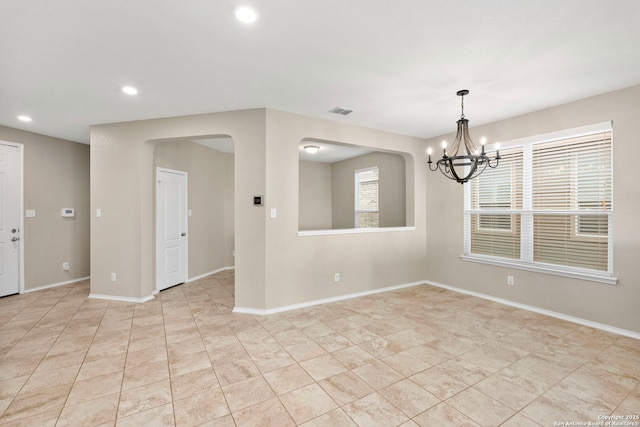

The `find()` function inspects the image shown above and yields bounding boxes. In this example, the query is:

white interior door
[0,143,22,297]
[156,168,188,291]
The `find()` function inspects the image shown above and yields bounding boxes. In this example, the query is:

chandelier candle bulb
[427,147,433,163]
[480,137,486,155]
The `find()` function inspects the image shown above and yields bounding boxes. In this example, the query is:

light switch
[26,209,36,218]
[96,209,102,218]
[270,208,277,218]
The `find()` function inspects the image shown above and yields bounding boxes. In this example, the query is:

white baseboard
[425,279,640,340]
[187,266,234,283]
[89,293,155,303]
[233,280,424,315]
[24,276,90,294]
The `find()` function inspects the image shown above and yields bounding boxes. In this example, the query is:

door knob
[181,232,187,237]
[11,237,20,242]
[11,228,18,233]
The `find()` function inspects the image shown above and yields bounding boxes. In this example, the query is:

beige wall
[91,109,266,305]
[425,84,640,333]
[298,160,332,230]
[154,140,234,278]
[331,152,407,229]
[265,109,425,309]
[0,125,90,290]
[90,108,426,310]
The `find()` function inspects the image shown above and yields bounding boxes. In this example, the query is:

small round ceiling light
[17,115,32,122]
[122,86,138,95]
[304,145,320,154]
[235,6,257,23]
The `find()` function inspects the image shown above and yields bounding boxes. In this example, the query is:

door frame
[0,140,25,294]
[155,167,188,293]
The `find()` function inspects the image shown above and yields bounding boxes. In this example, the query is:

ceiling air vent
[328,107,353,116]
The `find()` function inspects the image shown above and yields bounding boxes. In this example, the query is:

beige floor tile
[170,367,221,401]
[213,356,260,386]
[379,378,440,418]
[56,393,119,427]
[125,346,167,369]
[117,378,173,418]
[20,364,81,394]
[173,389,229,426]
[221,375,275,412]
[383,350,431,377]
[413,402,481,427]
[343,392,408,427]
[263,363,315,395]
[446,387,515,426]
[331,345,376,369]
[231,397,295,427]
[122,359,169,390]
[285,340,327,362]
[0,375,29,400]
[299,354,347,381]
[115,403,175,427]
[0,384,71,424]
[352,359,403,390]
[76,354,125,381]
[318,371,373,405]
[279,383,338,424]
[168,350,212,377]
[66,371,123,406]
[1,271,639,427]
[299,408,357,427]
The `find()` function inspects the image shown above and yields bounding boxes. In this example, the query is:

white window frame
[462,122,616,285]
[354,166,379,228]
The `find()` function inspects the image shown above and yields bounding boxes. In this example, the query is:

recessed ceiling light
[122,86,138,95]
[304,145,320,154]
[17,115,32,122]
[235,6,257,23]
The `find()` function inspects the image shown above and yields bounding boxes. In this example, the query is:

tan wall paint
[331,152,406,229]
[265,109,425,309]
[154,140,234,279]
[425,84,640,333]
[0,125,90,290]
[298,160,332,230]
[90,109,266,306]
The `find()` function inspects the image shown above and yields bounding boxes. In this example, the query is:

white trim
[89,293,155,303]
[496,121,612,150]
[24,276,90,293]
[298,226,415,237]
[460,254,617,285]
[187,266,234,283]
[425,279,639,340]
[233,280,425,315]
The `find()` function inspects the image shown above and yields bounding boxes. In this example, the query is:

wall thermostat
[62,208,75,217]
[253,195,263,206]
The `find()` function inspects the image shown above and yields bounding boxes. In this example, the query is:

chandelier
[428,90,500,184]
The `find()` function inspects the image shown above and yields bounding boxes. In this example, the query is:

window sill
[298,226,415,237]
[460,254,617,285]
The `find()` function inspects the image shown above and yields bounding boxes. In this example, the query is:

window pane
[355,167,379,228]
[358,212,379,228]
[470,213,521,259]
[533,214,608,271]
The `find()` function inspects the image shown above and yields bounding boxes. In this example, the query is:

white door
[0,143,22,297]
[156,168,188,291]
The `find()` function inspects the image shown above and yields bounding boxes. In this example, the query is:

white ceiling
[2,1,640,144]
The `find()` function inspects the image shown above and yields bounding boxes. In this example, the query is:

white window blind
[464,122,614,283]
[355,166,379,228]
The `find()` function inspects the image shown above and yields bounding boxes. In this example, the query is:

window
[355,166,379,228]
[464,122,614,284]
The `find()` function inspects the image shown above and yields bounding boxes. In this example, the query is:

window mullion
[521,144,533,263]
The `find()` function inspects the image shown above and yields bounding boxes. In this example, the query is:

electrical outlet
[334,273,340,282]
[507,275,514,285]
[62,262,70,271]
[111,272,117,282]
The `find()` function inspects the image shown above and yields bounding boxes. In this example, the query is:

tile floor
[1,270,639,426]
